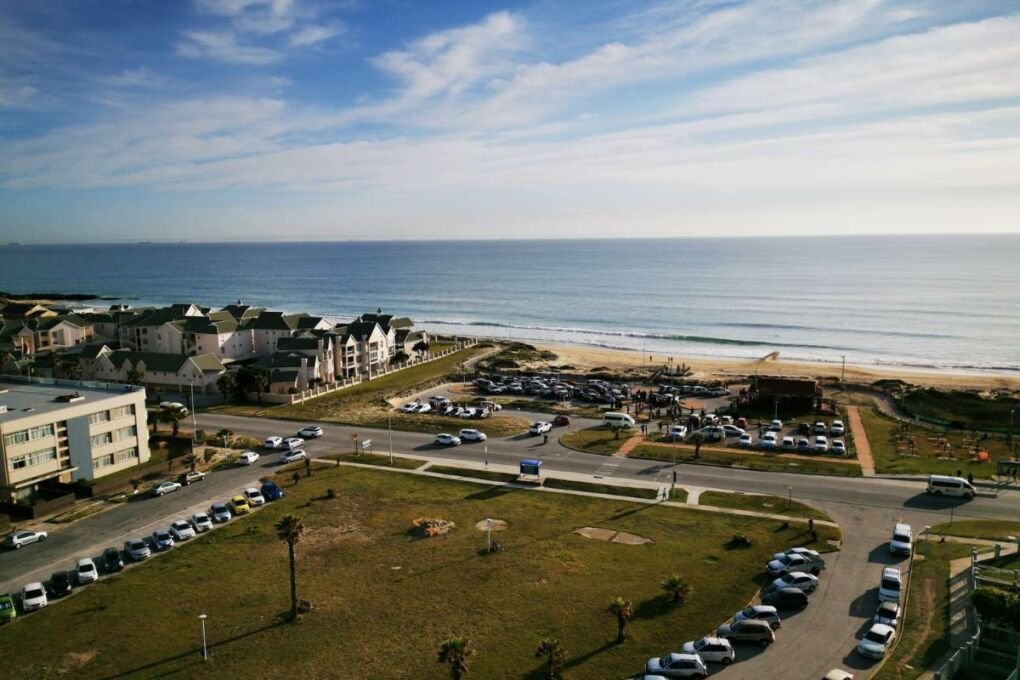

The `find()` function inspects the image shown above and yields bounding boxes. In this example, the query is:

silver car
[125,538,151,561]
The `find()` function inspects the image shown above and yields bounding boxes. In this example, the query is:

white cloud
[104,67,169,89]
[177,30,281,64]
[0,82,37,108]
[288,23,344,47]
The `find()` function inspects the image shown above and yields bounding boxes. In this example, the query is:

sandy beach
[531,341,1020,392]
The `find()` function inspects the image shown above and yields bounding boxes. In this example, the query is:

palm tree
[183,453,199,472]
[437,637,473,680]
[275,514,305,620]
[661,574,692,604]
[534,638,566,679]
[609,597,633,643]
[691,432,705,459]
[161,405,188,437]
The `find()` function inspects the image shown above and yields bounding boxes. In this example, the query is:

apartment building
[0,379,150,502]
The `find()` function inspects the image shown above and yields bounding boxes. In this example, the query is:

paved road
[2,411,1016,679]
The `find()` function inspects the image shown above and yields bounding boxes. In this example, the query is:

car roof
[231,495,246,501]
[23,581,44,589]
[869,623,894,635]
[749,604,777,613]
[882,567,901,577]
[77,557,94,564]
[699,636,729,645]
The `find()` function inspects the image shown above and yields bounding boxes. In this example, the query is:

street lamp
[388,413,393,465]
[671,433,677,499]
[188,379,198,442]
[199,613,208,661]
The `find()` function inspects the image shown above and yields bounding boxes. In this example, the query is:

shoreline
[526,341,1020,392]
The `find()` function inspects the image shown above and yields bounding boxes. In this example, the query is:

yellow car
[229,495,251,515]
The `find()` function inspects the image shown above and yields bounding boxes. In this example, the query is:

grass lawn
[559,427,628,455]
[629,444,863,477]
[928,520,1020,541]
[207,347,529,438]
[897,389,1020,432]
[322,453,424,470]
[0,467,839,680]
[698,491,831,522]
[541,478,665,501]
[494,398,606,419]
[860,407,1009,479]
[426,465,519,483]
[875,541,975,680]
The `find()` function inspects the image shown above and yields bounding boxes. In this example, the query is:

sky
[1,0,1019,243]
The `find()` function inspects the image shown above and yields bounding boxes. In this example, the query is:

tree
[56,357,82,380]
[183,453,199,472]
[125,367,145,386]
[661,574,692,604]
[216,428,233,446]
[534,638,566,679]
[160,405,188,437]
[437,637,473,680]
[413,340,430,358]
[609,597,633,643]
[275,514,305,621]
[691,432,704,459]
[238,367,270,404]
[216,373,237,404]
[390,350,409,366]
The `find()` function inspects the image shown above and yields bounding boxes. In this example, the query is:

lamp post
[199,613,208,661]
[787,486,793,510]
[388,413,393,465]
[671,434,677,499]
[188,379,198,442]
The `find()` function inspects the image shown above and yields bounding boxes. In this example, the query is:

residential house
[251,311,330,356]
[182,316,256,363]
[333,320,389,379]
[0,302,56,320]
[257,352,319,394]
[0,320,36,356]
[31,314,94,351]
[118,306,201,354]
[93,350,225,392]
[277,335,335,384]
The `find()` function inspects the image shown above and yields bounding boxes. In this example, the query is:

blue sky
[1,0,1019,242]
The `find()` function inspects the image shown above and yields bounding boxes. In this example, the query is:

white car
[169,520,196,541]
[681,637,735,664]
[879,567,903,602]
[644,653,709,678]
[283,437,305,450]
[858,623,896,659]
[298,425,323,438]
[772,546,824,563]
[874,601,901,627]
[279,449,307,464]
[3,530,48,549]
[21,582,48,611]
[76,558,99,584]
[824,671,854,680]
[832,440,847,455]
[159,401,188,415]
[813,435,829,452]
[759,432,778,449]
[238,451,260,465]
[721,424,745,437]
[458,429,487,442]
[769,419,783,431]
[434,433,462,447]
[766,553,822,577]
[263,436,283,449]
[399,402,418,413]
[151,481,182,497]
[529,422,553,435]
[192,512,214,532]
[243,488,266,506]
[667,425,688,441]
[769,571,819,593]
[831,420,845,436]
[414,402,432,413]
[781,436,795,449]
[737,433,754,448]
[734,604,782,630]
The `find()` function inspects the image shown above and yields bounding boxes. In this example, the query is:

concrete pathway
[846,405,877,476]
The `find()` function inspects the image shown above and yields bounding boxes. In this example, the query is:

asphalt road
[3,410,1016,679]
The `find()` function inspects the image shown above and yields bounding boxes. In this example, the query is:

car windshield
[0,600,12,609]
[781,574,796,583]
[741,607,756,617]
[156,532,169,540]
[693,639,707,650]
[26,588,43,598]
[893,533,910,542]
[865,630,888,644]
[882,578,901,591]
[79,564,91,572]
[879,603,896,614]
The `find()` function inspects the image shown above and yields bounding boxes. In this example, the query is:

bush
[973,587,1020,629]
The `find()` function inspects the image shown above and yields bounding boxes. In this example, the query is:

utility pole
[841,355,846,385]
[388,413,393,465]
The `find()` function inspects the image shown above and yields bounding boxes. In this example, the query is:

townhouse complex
[1,299,429,396]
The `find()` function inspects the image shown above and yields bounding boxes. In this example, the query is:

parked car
[230,495,251,515]
[766,553,822,577]
[261,481,285,501]
[298,425,323,438]
[889,522,913,557]
[769,419,783,431]
[152,529,175,551]
[878,567,903,602]
[772,547,824,562]
[434,433,462,447]
[284,437,305,450]
[874,600,901,627]
[832,440,847,455]
[733,604,782,630]
[813,435,829,452]
[3,530,48,549]
[769,571,819,593]
[400,402,418,413]
[781,436,796,450]
[760,432,779,449]
[151,481,182,497]
[263,436,283,449]
[459,429,487,442]
[414,402,432,413]
[823,670,854,680]
[721,424,745,437]
[210,502,232,523]
[644,653,709,678]
[716,618,775,647]
[76,558,99,584]
[243,487,267,506]
[737,433,754,448]
[681,637,735,664]
[813,421,828,434]
[529,421,553,435]
[238,450,260,465]
[125,538,151,561]
[21,582,48,611]
[830,420,845,436]
[102,547,124,573]
[761,586,809,609]
[279,449,307,464]
[797,437,811,451]
[553,415,571,427]
[857,623,896,659]
[170,519,196,541]
[667,425,688,441]
[0,593,16,623]
[47,571,73,598]
[192,512,214,533]
[178,470,206,485]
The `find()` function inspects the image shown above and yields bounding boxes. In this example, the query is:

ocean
[1,235,1018,374]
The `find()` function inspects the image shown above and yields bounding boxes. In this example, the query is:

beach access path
[846,405,877,476]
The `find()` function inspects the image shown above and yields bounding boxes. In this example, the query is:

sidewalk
[845,405,876,476]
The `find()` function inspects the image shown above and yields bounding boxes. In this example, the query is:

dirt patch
[303,522,372,551]
[574,526,654,545]
[886,575,937,676]
[60,650,98,673]
[475,518,508,532]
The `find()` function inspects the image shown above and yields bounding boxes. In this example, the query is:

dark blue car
[261,481,285,501]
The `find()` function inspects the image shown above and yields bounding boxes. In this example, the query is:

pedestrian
[967,472,974,485]
[956,468,962,478]
[543,433,548,445]
[292,471,300,486]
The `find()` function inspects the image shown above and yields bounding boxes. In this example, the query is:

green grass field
[559,427,628,455]
[629,444,863,477]
[0,467,840,679]
[698,491,831,522]
[860,408,1009,478]
[875,542,974,680]
[897,389,1020,432]
[541,478,665,501]
[928,520,1020,541]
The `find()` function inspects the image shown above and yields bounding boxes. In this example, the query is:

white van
[926,475,976,498]
[889,523,912,556]
[603,412,636,429]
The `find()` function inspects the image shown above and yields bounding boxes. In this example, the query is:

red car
[553,415,571,427]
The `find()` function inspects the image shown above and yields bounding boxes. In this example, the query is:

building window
[10,447,57,470]
[93,454,115,470]
[90,432,113,447]
[114,447,138,464]
[88,411,110,425]
[114,425,136,441]
[110,405,134,419]
[3,424,55,447]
